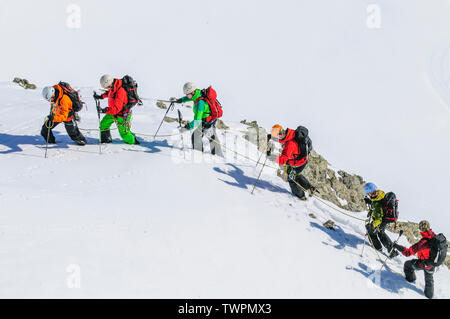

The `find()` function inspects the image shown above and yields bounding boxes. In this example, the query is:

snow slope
[0,83,449,298]
[0,0,449,233]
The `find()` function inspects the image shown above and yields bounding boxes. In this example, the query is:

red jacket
[276,128,308,167]
[401,230,436,270]
[101,79,128,116]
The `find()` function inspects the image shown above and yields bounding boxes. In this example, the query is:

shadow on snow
[213,163,291,195]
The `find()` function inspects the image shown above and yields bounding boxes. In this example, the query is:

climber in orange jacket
[40,85,87,146]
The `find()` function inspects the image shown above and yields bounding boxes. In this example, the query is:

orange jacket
[51,85,74,123]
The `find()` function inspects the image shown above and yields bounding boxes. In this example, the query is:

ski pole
[94,96,102,155]
[44,103,54,159]
[360,232,368,257]
[177,109,186,160]
[251,156,268,195]
[255,151,264,167]
[379,230,403,271]
[157,99,182,104]
[154,102,174,139]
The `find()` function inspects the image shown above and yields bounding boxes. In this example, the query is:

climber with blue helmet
[363,182,399,259]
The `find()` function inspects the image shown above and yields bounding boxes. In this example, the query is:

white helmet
[42,86,55,101]
[183,82,197,95]
[100,74,114,89]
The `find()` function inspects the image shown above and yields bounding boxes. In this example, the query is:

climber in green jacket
[176,82,223,157]
[363,182,398,258]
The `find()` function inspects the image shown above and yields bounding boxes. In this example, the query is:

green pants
[100,113,136,144]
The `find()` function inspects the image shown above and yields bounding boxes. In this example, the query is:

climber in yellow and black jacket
[363,182,398,258]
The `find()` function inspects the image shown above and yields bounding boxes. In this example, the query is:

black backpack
[58,81,84,112]
[294,126,313,159]
[382,192,399,223]
[427,233,448,267]
[121,75,142,112]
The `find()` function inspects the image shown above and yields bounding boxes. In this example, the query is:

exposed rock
[309,213,317,219]
[302,151,367,212]
[275,150,366,212]
[163,116,178,123]
[240,119,259,128]
[241,119,268,153]
[216,119,229,130]
[323,220,336,230]
[156,101,167,109]
[13,77,36,90]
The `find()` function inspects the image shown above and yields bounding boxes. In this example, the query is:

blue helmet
[364,182,377,194]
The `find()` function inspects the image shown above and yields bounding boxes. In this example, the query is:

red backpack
[196,86,223,122]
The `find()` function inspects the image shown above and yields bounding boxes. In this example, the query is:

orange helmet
[271,124,283,138]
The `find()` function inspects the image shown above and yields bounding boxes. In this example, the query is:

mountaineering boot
[307,185,318,197]
[100,130,112,143]
[75,138,87,146]
[41,126,56,143]
[133,135,140,145]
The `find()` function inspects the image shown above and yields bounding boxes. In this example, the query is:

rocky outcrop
[13,78,36,89]
[276,150,367,212]
[216,119,229,130]
[241,120,268,153]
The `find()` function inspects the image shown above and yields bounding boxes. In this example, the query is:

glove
[100,107,108,114]
[288,169,297,181]
[266,143,272,156]
[47,114,54,123]
[171,97,183,103]
[93,92,103,100]
[393,243,405,252]
[184,123,190,130]
[364,197,372,205]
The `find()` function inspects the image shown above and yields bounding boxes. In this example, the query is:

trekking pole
[360,232,368,257]
[157,99,182,104]
[153,102,174,139]
[44,103,55,159]
[94,95,102,155]
[177,109,186,160]
[379,230,403,271]
[255,151,264,167]
[251,156,268,195]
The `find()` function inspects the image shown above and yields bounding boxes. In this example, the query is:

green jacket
[180,89,211,129]
[368,190,386,228]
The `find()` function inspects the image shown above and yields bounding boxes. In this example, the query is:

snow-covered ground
[1,0,449,298]
[0,83,449,298]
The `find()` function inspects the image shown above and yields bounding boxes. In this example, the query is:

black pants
[287,163,311,199]
[404,259,434,299]
[41,119,87,145]
[191,121,223,157]
[366,222,394,252]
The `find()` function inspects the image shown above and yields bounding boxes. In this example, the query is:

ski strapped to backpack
[426,233,448,267]
[57,81,84,113]
[382,192,399,223]
[120,75,143,113]
[293,126,313,160]
[196,86,223,123]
